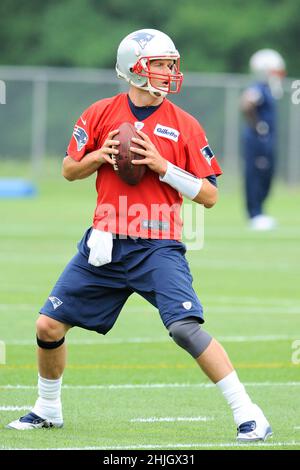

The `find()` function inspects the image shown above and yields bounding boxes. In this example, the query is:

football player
[241,49,286,230]
[7,29,271,441]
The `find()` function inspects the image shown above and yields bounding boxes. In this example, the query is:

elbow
[193,186,218,208]
[62,158,76,181]
[62,168,75,181]
[204,201,216,209]
[204,188,218,208]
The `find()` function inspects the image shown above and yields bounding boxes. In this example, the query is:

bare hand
[130,129,167,176]
[99,129,120,166]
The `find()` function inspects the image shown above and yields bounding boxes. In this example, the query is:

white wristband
[159,161,203,200]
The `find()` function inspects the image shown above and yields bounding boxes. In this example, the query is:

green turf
[0,171,300,450]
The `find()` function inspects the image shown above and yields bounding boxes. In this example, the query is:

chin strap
[147,79,168,98]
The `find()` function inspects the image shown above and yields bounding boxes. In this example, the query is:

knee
[36,315,66,342]
[168,317,212,358]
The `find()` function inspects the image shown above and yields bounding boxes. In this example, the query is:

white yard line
[2,223,300,236]
[1,302,300,312]
[0,406,31,411]
[217,334,300,342]
[1,251,300,268]
[0,441,300,450]
[204,295,300,306]
[208,306,300,314]
[0,255,70,264]
[0,304,36,310]
[0,285,42,293]
[1,304,300,316]
[4,334,300,346]
[130,416,213,422]
[0,295,298,306]
[204,226,300,236]
[4,337,168,346]
[0,295,298,307]
[191,260,298,272]
[1,381,300,390]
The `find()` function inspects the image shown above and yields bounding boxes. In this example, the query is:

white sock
[216,370,255,426]
[32,375,63,421]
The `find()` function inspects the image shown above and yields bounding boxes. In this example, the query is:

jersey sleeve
[66,105,98,161]
[184,128,222,178]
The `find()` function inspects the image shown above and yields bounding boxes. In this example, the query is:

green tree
[0,0,299,75]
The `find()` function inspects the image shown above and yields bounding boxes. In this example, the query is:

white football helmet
[116,29,183,97]
[249,49,286,98]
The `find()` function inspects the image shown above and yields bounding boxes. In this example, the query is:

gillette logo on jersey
[154,124,180,142]
[66,93,222,240]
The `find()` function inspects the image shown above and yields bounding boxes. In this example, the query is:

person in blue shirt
[241,49,286,230]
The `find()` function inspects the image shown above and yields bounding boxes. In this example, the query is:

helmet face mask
[132,57,183,95]
[116,29,184,97]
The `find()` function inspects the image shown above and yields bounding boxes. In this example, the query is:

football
[112,122,146,185]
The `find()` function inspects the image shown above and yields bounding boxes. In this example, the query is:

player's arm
[240,88,262,129]
[158,162,218,208]
[193,178,218,208]
[63,150,104,181]
[63,130,119,181]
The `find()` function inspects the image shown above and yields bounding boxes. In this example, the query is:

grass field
[0,171,300,450]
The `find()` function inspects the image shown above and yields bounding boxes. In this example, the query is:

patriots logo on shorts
[73,125,88,151]
[131,32,154,49]
[200,145,214,166]
[49,296,63,310]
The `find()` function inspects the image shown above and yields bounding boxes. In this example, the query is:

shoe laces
[19,412,45,424]
[238,420,256,433]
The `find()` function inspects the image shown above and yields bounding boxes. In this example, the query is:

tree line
[0,0,299,76]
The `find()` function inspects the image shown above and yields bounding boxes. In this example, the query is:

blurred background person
[240,49,286,231]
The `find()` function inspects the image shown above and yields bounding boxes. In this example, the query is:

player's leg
[168,318,272,442]
[133,240,272,441]
[6,232,132,430]
[31,315,70,426]
[245,150,262,219]
[36,314,70,379]
[6,315,70,430]
[258,146,275,209]
[250,151,276,230]
[167,318,233,381]
[246,140,276,230]
[193,336,234,382]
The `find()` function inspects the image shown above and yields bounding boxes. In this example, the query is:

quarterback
[7,29,271,441]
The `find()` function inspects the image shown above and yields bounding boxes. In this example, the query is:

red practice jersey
[67,93,222,240]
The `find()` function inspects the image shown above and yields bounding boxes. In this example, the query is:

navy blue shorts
[40,228,204,334]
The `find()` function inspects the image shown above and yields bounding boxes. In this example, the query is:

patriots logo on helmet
[200,145,214,166]
[131,32,154,49]
[73,125,88,151]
